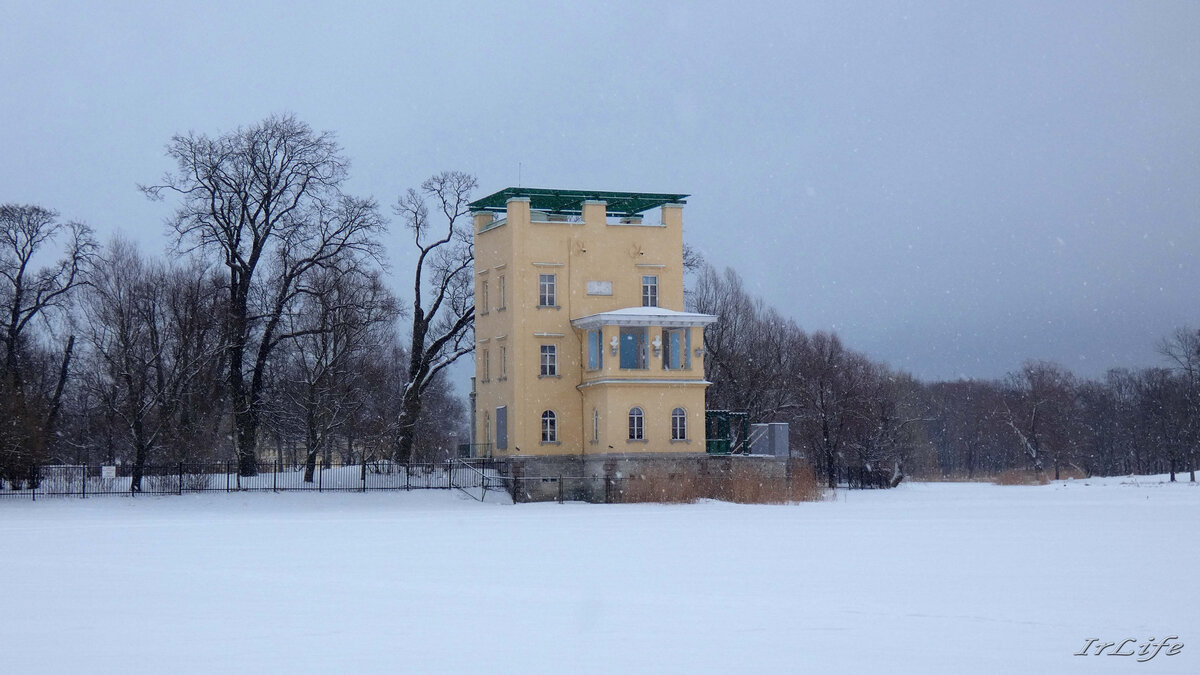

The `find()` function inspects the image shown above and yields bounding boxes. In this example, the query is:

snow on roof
[571,306,718,329]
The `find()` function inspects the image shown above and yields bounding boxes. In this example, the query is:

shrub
[993,469,1049,486]
[620,461,824,504]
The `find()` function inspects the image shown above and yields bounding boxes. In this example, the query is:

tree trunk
[130,441,148,494]
[234,404,259,477]
[395,387,423,463]
[304,448,318,483]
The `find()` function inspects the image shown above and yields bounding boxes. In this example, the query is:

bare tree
[278,264,399,481]
[0,204,96,484]
[0,204,95,386]
[1158,327,1199,482]
[391,171,476,462]
[143,114,383,475]
[692,265,803,420]
[81,239,226,490]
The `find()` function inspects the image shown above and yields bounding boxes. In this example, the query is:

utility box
[750,423,789,457]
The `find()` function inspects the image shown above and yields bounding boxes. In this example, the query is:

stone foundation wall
[502,453,802,503]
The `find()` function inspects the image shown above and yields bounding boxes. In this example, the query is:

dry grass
[620,461,825,504]
[1056,466,1088,480]
[907,472,991,483]
[993,469,1049,486]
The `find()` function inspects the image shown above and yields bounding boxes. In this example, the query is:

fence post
[81,465,86,499]
[405,464,410,491]
[32,470,36,501]
[318,460,323,492]
[558,474,564,504]
[361,458,367,493]
[226,461,231,492]
[178,462,184,495]
[273,459,278,493]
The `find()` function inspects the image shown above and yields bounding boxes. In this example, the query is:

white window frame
[642,275,658,307]
[498,275,506,310]
[539,273,556,307]
[541,410,557,443]
[481,280,489,315]
[671,407,687,441]
[540,344,557,377]
[628,407,644,441]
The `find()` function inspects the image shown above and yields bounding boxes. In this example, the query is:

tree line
[1,114,473,491]
[692,265,1199,486]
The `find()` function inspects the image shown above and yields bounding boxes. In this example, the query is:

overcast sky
[3,0,1197,382]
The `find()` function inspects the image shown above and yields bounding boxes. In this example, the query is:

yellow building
[470,188,716,457]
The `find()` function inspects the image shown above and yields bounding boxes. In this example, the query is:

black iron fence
[0,459,508,500]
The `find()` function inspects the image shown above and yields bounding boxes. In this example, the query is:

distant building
[469,188,716,457]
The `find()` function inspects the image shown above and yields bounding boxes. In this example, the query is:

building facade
[470,188,715,457]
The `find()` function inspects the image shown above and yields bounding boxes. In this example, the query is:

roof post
[506,196,530,227]
[661,203,684,228]
[582,200,606,227]
[472,211,494,233]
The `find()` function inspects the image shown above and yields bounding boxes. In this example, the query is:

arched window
[541,410,557,443]
[671,407,687,441]
[628,407,644,441]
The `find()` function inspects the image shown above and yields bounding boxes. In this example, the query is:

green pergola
[468,187,688,217]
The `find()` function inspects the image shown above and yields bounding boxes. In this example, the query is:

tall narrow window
[662,328,691,370]
[642,275,658,307]
[619,327,648,369]
[628,407,644,441]
[481,280,489,314]
[592,409,600,443]
[496,406,507,450]
[482,349,490,381]
[484,412,491,445]
[499,346,507,379]
[671,407,687,440]
[541,410,557,443]
[587,329,603,370]
[498,275,506,310]
[540,344,557,376]
[539,273,556,307]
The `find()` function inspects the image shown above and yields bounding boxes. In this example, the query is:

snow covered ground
[1,476,1196,673]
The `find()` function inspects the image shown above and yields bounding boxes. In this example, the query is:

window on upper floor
[539,273,556,307]
[662,328,691,370]
[540,344,557,377]
[482,349,490,381]
[499,346,507,379]
[498,275,506,310]
[642,275,658,307]
[587,329,603,370]
[619,327,648,369]
[481,280,489,315]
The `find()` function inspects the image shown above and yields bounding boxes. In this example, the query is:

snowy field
[1,477,1196,674]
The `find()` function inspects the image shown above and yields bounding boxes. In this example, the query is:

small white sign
[587,281,613,296]
[101,466,117,479]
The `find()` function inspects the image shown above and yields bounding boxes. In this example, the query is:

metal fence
[0,459,508,500]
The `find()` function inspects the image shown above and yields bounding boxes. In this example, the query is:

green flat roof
[468,187,688,216]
